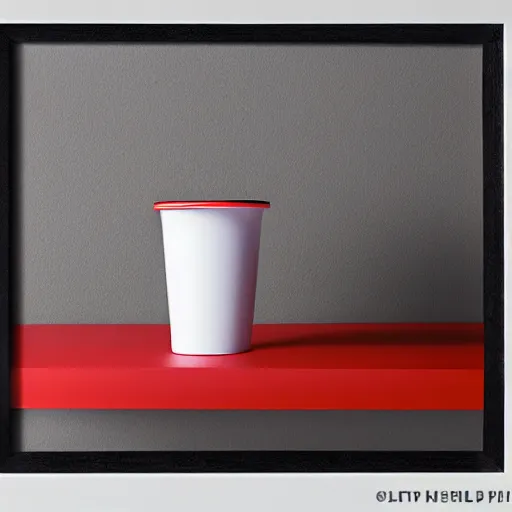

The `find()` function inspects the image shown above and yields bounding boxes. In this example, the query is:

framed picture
[0,23,503,473]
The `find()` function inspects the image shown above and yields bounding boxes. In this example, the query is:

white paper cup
[154,200,270,355]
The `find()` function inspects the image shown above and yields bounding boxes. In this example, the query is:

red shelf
[12,323,483,410]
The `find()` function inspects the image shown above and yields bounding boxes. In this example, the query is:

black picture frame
[0,23,504,473]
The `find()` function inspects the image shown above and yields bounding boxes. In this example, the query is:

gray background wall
[17,44,483,451]
[19,44,483,324]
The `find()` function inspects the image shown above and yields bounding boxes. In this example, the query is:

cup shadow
[251,328,482,352]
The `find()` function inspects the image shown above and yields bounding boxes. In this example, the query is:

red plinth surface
[12,323,483,410]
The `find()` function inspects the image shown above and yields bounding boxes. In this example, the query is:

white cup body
[159,207,265,355]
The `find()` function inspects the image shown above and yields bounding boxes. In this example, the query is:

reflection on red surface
[12,323,483,410]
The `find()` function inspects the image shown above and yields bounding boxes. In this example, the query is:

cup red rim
[153,200,271,210]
